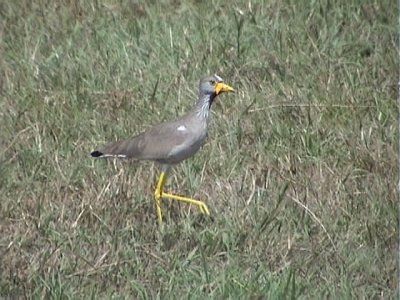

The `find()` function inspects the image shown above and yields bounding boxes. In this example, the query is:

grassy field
[0,0,398,298]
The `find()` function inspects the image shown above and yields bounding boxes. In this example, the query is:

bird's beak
[215,82,235,95]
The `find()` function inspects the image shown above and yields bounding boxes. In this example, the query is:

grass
[0,0,398,298]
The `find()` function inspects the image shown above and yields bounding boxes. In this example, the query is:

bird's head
[199,75,234,98]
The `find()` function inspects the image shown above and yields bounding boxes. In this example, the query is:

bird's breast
[166,124,207,164]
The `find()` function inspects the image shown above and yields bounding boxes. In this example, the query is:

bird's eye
[210,80,216,85]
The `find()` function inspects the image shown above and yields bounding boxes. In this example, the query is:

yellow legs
[154,171,210,223]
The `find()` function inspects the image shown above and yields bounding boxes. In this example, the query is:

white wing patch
[177,125,187,132]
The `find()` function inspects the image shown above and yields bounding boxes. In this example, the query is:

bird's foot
[197,201,210,215]
[162,192,210,215]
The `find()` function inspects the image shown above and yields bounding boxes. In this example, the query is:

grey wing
[97,121,189,161]
[133,122,190,160]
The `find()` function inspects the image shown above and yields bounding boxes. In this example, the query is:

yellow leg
[154,172,167,224]
[153,171,210,224]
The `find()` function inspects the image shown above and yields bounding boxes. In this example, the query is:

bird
[90,75,234,223]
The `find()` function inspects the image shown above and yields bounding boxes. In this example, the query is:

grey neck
[194,93,215,121]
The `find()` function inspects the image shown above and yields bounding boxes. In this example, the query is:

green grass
[0,0,397,298]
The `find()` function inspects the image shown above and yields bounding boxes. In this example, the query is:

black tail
[91,151,104,157]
